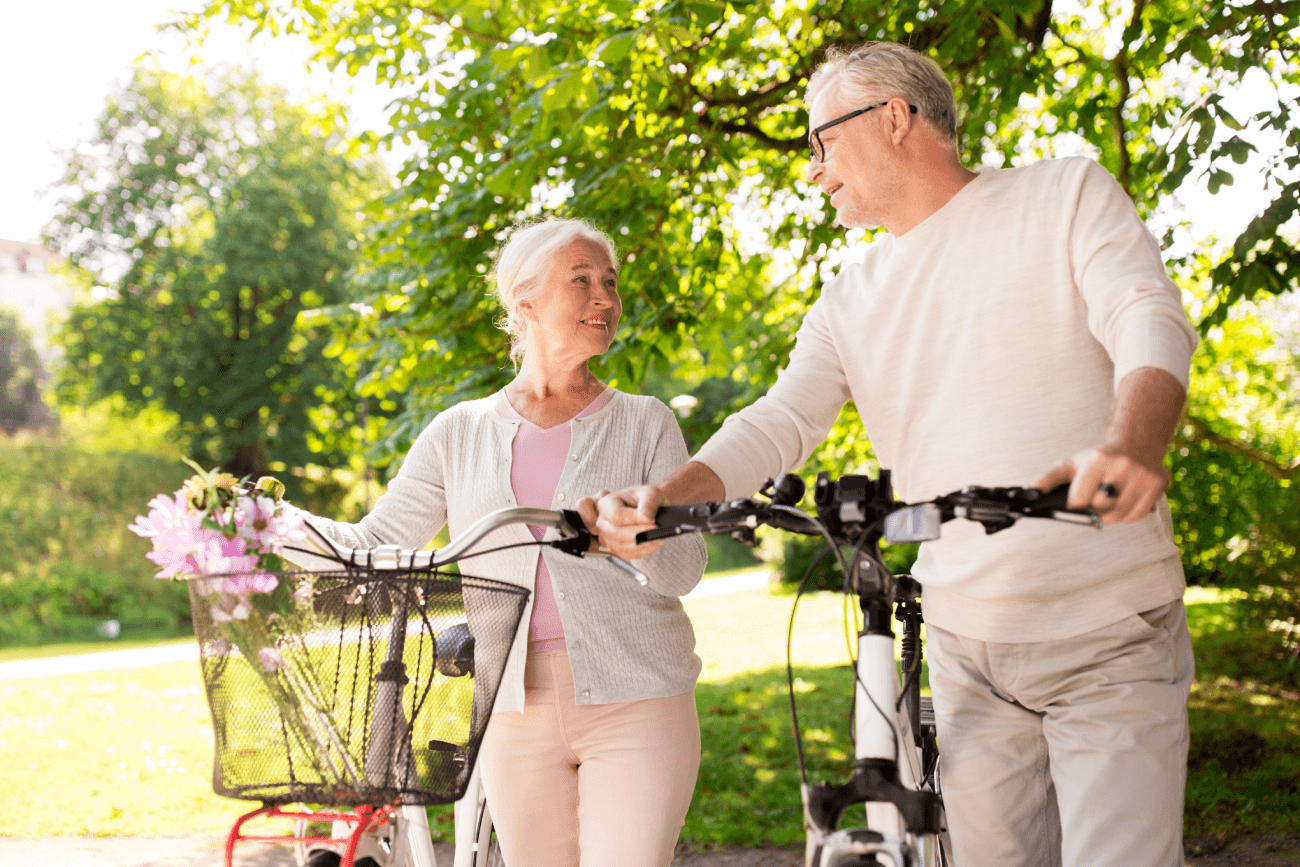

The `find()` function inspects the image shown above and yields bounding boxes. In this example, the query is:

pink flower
[204,637,232,656]
[132,494,227,579]
[128,493,192,539]
[258,647,284,673]
[194,534,260,577]
[234,495,307,556]
[210,593,252,623]
[221,571,279,597]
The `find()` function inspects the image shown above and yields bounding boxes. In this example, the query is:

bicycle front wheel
[472,796,505,867]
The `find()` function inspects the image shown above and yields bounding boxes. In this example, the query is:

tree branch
[694,115,805,153]
[1181,413,1300,480]
[401,2,502,44]
[694,74,805,111]
[1109,0,1144,196]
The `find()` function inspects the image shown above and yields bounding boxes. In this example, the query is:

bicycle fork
[802,595,942,866]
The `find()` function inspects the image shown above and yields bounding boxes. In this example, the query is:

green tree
[47,64,389,479]
[0,307,54,435]
[179,0,1298,439]
[180,1,1298,604]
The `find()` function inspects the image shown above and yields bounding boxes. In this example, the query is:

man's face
[806,89,901,230]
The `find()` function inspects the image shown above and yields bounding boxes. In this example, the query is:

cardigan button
[557,591,565,600]
[557,493,565,501]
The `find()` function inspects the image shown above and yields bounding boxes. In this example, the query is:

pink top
[498,387,616,652]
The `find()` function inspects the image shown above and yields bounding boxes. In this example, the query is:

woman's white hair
[490,218,619,366]
[806,42,958,143]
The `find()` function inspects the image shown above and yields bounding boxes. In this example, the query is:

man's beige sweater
[695,157,1198,643]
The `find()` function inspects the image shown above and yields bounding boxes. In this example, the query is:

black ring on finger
[1099,482,1119,499]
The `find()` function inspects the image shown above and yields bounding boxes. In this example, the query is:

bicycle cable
[777,503,851,787]
[842,522,901,760]
[785,542,833,787]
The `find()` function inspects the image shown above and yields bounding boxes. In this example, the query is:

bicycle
[195,505,645,867]
[636,470,1100,867]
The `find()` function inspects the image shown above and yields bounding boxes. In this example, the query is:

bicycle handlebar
[635,472,1100,547]
[295,506,650,585]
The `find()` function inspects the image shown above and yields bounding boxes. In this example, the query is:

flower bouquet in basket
[129,461,367,793]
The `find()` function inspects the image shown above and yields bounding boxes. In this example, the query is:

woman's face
[519,238,622,361]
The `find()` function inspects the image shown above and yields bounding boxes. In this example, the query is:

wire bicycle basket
[188,567,529,806]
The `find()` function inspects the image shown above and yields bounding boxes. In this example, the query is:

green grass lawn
[1,585,1295,847]
[1182,587,1300,844]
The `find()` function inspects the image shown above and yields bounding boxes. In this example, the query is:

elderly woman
[296,218,707,867]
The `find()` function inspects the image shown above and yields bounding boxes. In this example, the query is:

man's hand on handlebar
[1033,444,1170,526]
[578,486,668,560]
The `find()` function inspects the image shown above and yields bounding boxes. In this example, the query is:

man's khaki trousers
[927,600,1194,867]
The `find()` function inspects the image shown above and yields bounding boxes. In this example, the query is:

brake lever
[1020,483,1101,529]
[552,508,649,586]
[953,484,1100,534]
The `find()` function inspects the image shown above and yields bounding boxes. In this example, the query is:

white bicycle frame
[290,506,644,867]
[797,560,951,867]
[804,624,948,867]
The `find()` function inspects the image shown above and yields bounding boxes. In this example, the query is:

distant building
[0,238,75,366]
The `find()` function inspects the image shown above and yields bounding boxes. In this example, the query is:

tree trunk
[223,440,268,481]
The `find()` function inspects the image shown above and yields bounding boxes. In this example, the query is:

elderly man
[582,41,1197,867]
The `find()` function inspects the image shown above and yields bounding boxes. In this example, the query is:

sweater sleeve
[280,416,450,570]
[634,400,709,597]
[1068,160,1198,390]
[692,298,853,499]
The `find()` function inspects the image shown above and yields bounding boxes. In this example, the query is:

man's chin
[832,210,882,231]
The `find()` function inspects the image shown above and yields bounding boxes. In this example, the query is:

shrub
[0,435,193,645]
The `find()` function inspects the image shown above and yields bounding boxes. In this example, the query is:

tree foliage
[48,65,390,478]
[0,307,54,436]
[182,0,1299,447]
[179,1,1298,603]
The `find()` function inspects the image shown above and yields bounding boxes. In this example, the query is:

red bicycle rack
[225,802,397,867]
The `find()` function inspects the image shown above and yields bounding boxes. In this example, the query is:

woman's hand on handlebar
[582,486,668,560]
[583,462,727,559]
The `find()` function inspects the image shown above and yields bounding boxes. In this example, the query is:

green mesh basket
[188,569,528,805]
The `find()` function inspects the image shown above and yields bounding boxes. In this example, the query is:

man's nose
[806,156,824,183]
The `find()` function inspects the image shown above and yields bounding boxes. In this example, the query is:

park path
[0,570,785,866]
[0,835,805,866]
[7,571,1290,867]
[0,570,772,683]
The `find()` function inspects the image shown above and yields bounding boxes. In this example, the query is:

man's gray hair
[490,218,619,366]
[806,42,958,143]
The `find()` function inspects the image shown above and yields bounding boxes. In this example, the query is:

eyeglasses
[808,101,919,162]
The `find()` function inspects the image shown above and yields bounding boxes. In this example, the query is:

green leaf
[598,31,637,64]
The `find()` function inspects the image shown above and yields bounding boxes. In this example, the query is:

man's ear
[888,97,914,145]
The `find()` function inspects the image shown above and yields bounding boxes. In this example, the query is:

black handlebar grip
[635,526,685,543]
[633,502,720,545]
[1032,482,1072,512]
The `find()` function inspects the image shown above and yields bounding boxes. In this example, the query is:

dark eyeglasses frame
[809,101,919,162]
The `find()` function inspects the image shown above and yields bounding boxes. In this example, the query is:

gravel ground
[1,834,1296,866]
[0,835,805,866]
